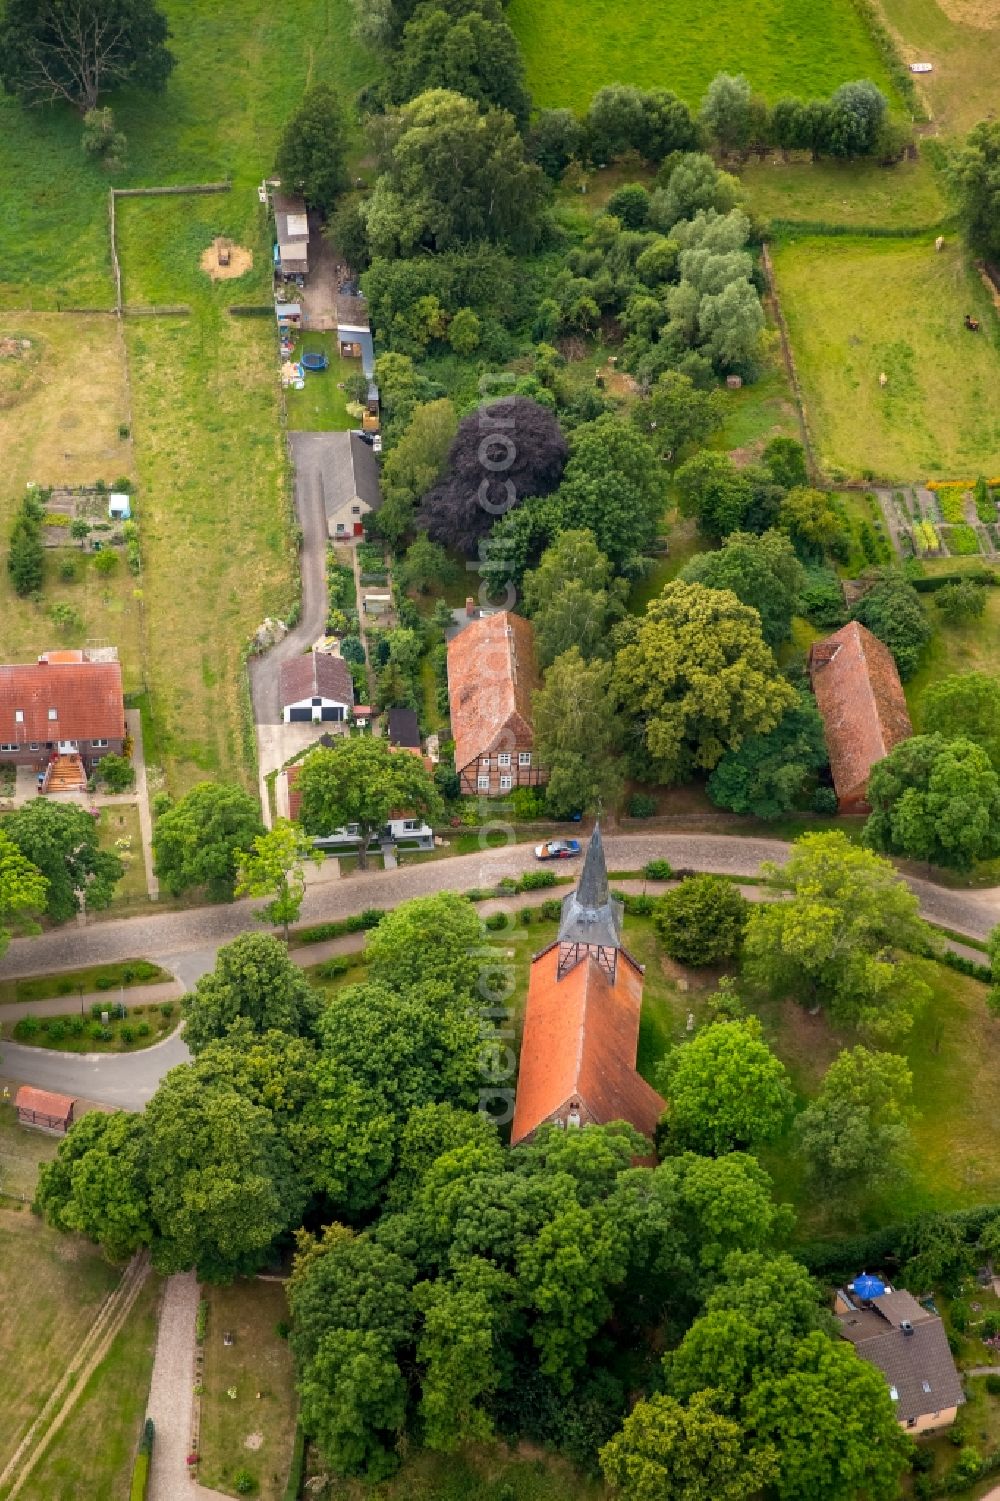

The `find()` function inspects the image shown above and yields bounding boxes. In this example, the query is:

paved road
[1,834,997,1108]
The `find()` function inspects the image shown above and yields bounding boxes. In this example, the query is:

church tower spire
[556,821,623,979]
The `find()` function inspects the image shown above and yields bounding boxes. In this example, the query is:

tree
[614,580,795,784]
[7,507,44,595]
[936,578,987,624]
[675,451,753,540]
[707,690,829,819]
[651,152,741,231]
[181,932,320,1054]
[364,892,484,996]
[796,1046,913,1189]
[152,782,264,900]
[699,71,758,151]
[274,82,348,213]
[951,120,1000,260]
[552,415,667,573]
[654,874,750,967]
[396,534,454,594]
[864,733,1000,869]
[851,570,931,680]
[632,371,724,470]
[364,89,548,256]
[763,436,809,491]
[527,107,583,178]
[235,818,322,938]
[682,529,805,648]
[414,1257,515,1450]
[523,529,628,667]
[0,0,173,112]
[0,827,47,959]
[601,1388,775,1501]
[658,1018,793,1156]
[6,798,122,922]
[922,672,1000,773]
[745,1331,911,1501]
[392,0,530,128]
[778,486,844,559]
[533,649,624,816]
[144,1067,303,1280]
[35,1108,150,1260]
[296,736,441,870]
[742,832,932,1042]
[447,305,480,355]
[95,751,134,792]
[585,84,696,163]
[823,79,888,159]
[420,396,567,555]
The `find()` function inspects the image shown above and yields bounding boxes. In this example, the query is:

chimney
[901,1320,914,1336]
[465,596,476,618]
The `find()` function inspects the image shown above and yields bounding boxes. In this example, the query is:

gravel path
[147,1272,228,1501]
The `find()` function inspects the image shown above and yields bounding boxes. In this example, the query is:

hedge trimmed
[795,1203,1000,1281]
[911,570,999,593]
[130,1451,149,1501]
[283,1426,305,1501]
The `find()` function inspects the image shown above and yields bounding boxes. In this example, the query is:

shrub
[518,906,535,926]
[484,911,508,931]
[950,1298,971,1332]
[121,1024,135,1045]
[67,1014,86,1037]
[137,1020,151,1037]
[626,793,657,818]
[160,1002,175,1018]
[985,1374,1000,1396]
[90,1021,111,1041]
[96,975,114,991]
[519,869,557,891]
[58,557,79,582]
[644,858,673,880]
[512,787,546,819]
[621,892,655,916]
[654,875,749,966]
[93,548,120,575]
[97,753,135,793]
[13,1016,40,1040]
[47,1019,66,1043]
[315,956,351,980]
[812,785,839,814]
[195,1299,208,1344]
[234,1471,257,1496]
[539,898,563,921]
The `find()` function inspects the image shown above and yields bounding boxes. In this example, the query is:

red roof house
[0,651,125,789]
[808,621,913,814]
[14,1085,76,1134]
[447,611,545,797]
[511,825,665,1150]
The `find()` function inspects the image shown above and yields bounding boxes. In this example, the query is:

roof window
[14,710,23,723]
[889,1386,899,1401]
[48,708,57,721]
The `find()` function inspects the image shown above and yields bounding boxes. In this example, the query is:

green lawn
[772,234,1000,480]
[508,0,902,114]
[322,1447,608,1500]
[0,0,378,311]
[116,191,271,310]
[738,155,950,231]
[198,1281,298,1501]
[97,805,150,908]
[905,579,1000,720]
[285,338,361,432]
[0,1100,59,1203]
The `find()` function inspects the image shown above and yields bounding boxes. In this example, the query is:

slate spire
[556,821,623,969]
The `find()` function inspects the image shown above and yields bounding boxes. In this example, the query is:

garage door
[288,707,311,722]
[320,707,343,722]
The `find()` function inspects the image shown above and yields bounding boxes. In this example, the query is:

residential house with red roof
[808,621,913,814]
[511,825,665,1149]
[446,610,546,798]
[0,650,125,793]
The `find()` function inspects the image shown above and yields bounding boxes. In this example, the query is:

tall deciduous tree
[296,736,441,870]
[658,1018,793,1157]
[707,690,829,819]
[632,370,725,469]
[274,82,348,213]
[614,580,795,784]
[363,891,483,996]
[743,832,932,1042]
[921,672,1000,773]
[777,486,844,559]
[392,0,530,128]
[550,415,667,573]
[533,649,624,816]
[181,933,320,1054]
[0,828,47,958]
[0,0,173,112]
[152,782,264,900]
[236,817,322,938]
[865,733,1000,869]
[682,529,805,648]
[6,798,122,922]
[951,120,1000,260]
[850,569,931,680]
[675,451,753,540]
[523,529,628,667]
[699,72,757,151]
[35,1109,150,1261]
[601,1388,775,1501]
[654,874,750,966]
[796,1046,913,1189]
[378,398,457,545]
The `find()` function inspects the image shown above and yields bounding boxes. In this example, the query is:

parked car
[534,839,581,861]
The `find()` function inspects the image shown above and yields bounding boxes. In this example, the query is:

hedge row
[938,948,992,984]
[911,570,999,593]
[292,909,385,944]
[795,1204,1000,1280]
[283,1426,306,1501]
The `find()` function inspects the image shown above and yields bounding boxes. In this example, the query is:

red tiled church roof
[447,611,539,772]
[0,658,124,744]
[808,621,912,807]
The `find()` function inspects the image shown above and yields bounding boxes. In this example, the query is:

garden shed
[14,1085,76,1134]
[108,493,131,521]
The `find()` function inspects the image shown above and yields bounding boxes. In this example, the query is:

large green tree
[950,119,1000,260]
[235,817,322,938]
[851,569,931,680]
[601,1388,774,1501]
[675,451,753,540]
[35,1108,150,1261]
[551,415,667,574]
[363,891,484,996]
[392,0,530,127]
[706,690,828,819]
[742,832,932,1041]
[865,733,1000,869]
[0,0,173,112]
[777,486,845,559]
[533,648,624,816]
[0,827,47,958]
[921,671,1000,772]
[614,580,795,784]
[658,1019,794,1157]
[6,798,122,922]
[296,736,441,870]
[682,529,805,648]
[377,398,458,546]
[152,782,264,900]
[523,529,628,667]
[796,1046,913,1189]
[181,933,320,1055]
[632,370,725,470]
[274,81,348,213]
[654,874,749,966]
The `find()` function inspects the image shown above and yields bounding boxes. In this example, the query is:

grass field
[0,0,378,311]
[98,805,151,909]
[739,154,950,229]
[906,580,1000,717]
[323,1448,608,1500]
[879,0,999,133]
[508,0,902,114]
[285,338,360,431]
[772,234,1000,480]
[198,1281,298,1501]
[0,1100,58,1202]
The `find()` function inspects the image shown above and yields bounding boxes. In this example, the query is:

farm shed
[272,191,310,276]
[15,1086,76,1134]
[808,621,912,814]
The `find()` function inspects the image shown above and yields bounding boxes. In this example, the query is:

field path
[0,1251,151,1500]
[146,1272,228,1501]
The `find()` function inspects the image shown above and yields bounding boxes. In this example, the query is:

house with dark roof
[320,431,382,539]
[279,653,354,725]
[446,610,545,798]
[808,621,913,814]
[511,825,665,1149]
[0,650,125,793]
[273,191,310,276]
[836,1282,964,1433]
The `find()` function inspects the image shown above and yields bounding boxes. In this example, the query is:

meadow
[738,153,950,230]
[508,0,902,114]
[879,0,999,133]
[772,234,1000,480]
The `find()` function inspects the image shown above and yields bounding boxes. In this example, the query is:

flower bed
[937,486,967,524]
[914,519,941,554]
[941,523,981,556]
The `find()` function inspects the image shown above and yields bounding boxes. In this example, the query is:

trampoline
[301,351,329,372]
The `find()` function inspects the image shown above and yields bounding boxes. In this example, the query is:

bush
[985,1374,1000,1396]
[283,1428,305,1501]
[93,548,120,575]
[137,1020,151,1037]
[484,911,509,931]
[518,906,535,926]
[195,1299,208,1344]
[67,1014,86,1037]
[654,875,749,966]
[812,785,839,814]
[121,1024,135,1045]
[160,1002,175,1018]
[233,1471,257,1496]
[626,793,657,818]
[643,858,673,880]
[519,869,557,891]
[47,1019,66,1043]
[315,956,351,980]
[539,898,563,921]
[621,892,655,916]
[511,787,547,820]
[13,1015,40,1040]
[96,975,114,991]
[90,1021,112,1041]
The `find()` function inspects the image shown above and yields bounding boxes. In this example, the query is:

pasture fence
[760,240,822,484]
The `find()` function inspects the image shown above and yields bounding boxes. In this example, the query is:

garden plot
[878,482,1000,560]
